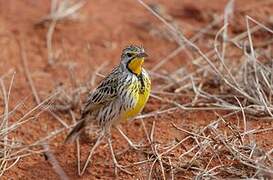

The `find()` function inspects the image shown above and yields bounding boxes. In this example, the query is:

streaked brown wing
[81,72,120,118]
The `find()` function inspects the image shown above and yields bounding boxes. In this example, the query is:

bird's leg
[107,137,132,176]
[116,126,143,150]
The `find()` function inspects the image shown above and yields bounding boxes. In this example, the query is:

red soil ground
[0,0,273,179]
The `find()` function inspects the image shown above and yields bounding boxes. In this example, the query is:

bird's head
[120,45,148,76]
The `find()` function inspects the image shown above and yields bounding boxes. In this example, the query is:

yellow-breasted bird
[65,45,151,175]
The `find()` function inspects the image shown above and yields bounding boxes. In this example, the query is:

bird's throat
[128,58,144,76]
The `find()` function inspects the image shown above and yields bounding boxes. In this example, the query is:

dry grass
[0,71,65,176]
[132,0,273,178]
[1,0,273,179]
[46,0,273,178]
[186,15,273,118]
[30,0,273,178]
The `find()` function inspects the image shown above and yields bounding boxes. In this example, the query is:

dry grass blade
[79,131,105,176]
[222,0,234,62]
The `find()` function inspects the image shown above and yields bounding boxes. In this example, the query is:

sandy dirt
[0,0,273,179]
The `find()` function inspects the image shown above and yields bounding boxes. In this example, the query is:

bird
[65,45,151,175]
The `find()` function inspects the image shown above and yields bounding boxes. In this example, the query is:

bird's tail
[65,119,86,143]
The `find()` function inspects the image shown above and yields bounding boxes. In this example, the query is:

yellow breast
[122,76,151,120]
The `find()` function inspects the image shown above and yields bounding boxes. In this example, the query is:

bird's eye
[127,53,133,57]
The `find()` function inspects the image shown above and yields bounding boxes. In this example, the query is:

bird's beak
[137,52,148,58]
